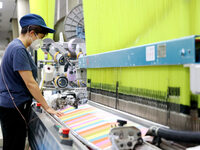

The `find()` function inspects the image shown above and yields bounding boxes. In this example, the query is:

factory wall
[83,0,200,119]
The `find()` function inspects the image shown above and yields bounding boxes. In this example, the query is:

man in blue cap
[0,14,63,150]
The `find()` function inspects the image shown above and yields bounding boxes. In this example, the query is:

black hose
[147,126,200,144]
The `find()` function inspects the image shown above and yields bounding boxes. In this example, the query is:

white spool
[43,65,54,82]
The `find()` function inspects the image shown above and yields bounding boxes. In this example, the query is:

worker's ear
[28,30,35,36]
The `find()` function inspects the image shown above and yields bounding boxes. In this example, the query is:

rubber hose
[147,126,200,143]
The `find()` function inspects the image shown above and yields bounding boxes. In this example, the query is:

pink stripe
[141,128,148,137]
[95,139,110,147]
[76,121,109,133]
[71,117,99,128]
[66,114,93,124]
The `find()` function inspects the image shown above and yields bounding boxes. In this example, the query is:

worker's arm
[18,70,63,117]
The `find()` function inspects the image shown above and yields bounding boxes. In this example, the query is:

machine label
[146,46,155,61]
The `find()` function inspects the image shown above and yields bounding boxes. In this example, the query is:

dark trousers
[0,100,32,150]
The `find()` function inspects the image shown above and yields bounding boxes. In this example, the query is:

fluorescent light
[0,2,3,9]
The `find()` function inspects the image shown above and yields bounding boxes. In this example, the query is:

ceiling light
[0,2,3,9]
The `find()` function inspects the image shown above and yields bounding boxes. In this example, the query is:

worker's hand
[45,107,64,117]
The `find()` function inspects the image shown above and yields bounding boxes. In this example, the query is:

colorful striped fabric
[59,104,148,150]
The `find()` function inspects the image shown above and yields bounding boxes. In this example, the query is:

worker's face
[34,33,45,40]
[29,31,45,50]
[29,32,45,41]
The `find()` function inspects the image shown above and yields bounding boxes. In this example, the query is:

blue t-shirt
[0,39,37,108]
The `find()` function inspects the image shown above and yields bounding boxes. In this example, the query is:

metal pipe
[147,126,200,144]
[57,0,60,21]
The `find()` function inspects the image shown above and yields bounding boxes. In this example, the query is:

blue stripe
[62,105,92,114]
[63,108,75,114]
[74,120,105,131]
[89,134,108,142]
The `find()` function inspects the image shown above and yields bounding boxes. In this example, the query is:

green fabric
[83,0,200,107]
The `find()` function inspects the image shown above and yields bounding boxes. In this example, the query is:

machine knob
[117,119,127,126]
[55,76,68,88]
[137,132,141,136]
[181,48,185,56]
[127,141,132,147]
[120,144,124,148]
[58,56,65,65]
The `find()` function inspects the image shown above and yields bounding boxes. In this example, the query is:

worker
[0,14,63,150]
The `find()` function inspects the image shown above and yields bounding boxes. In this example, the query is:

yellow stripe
[72,119,102,130]
[60,108,94,120]
[84,126,110,138]
[86,130,110,141]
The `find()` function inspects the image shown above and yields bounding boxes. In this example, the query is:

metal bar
[115,81,119,109]
[79,35,199,68]
[66,0,69,14]
[88,79,91,100]
[57,0,60,21]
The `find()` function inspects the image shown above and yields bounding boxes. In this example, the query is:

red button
[62,128,70,135]
[36,103,41,107]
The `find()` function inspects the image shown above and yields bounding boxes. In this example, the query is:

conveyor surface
[59,104,148,150]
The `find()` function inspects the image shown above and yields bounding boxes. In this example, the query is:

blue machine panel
[79,35,199,68]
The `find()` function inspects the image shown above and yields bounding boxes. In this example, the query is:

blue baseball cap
[19,13,55,33]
